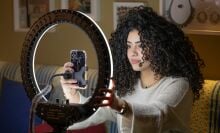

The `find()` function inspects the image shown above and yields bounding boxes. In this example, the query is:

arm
[119,78,193,132]
[67,106,117,130]
[60,62,82,103]
[60,62,117,130]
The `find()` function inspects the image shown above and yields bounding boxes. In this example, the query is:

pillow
[0,79,42,133]
[209,81,220,133]
[35,122,107,133]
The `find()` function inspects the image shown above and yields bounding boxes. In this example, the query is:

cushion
[35,122,107,133]
[190,80,220,132]
[0,79,42,133]
[209,81,220,133]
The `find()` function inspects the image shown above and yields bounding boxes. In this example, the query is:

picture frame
[13,0,55,32]
[113,2,145,29]
[159,0,220,35]
[115,0,147,2]
[61,0,100,21]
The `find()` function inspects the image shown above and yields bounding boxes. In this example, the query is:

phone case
[70,49,88,89]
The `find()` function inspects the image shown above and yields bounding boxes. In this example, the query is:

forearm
[131,101,168,123]
[113,98,133,119]
[113,99,165,125]
[63,88,80,103]
[68,107,117,130]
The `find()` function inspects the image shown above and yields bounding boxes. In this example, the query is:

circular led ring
[20,9,113,129]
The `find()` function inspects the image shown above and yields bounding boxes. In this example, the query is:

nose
[131,45,138,56]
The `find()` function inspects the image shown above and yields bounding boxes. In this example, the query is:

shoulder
[161,77,189,90]
[158,77,191,106]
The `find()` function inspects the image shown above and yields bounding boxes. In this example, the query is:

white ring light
[20,9,113,131]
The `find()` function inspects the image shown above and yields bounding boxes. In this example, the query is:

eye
[126,43,131,49]
[137,43,142,48]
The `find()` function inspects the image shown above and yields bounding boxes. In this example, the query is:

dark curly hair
[109,6,205,100]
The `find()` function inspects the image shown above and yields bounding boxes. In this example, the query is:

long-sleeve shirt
[67,77,193,133]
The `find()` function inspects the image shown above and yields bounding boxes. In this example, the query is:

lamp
[20,9,113,132]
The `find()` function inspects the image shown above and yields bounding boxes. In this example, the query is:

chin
[131,63,149,72]
[132,69,141,72]
[131,66,142,71]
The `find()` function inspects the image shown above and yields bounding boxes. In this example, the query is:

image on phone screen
[70,49,88,89]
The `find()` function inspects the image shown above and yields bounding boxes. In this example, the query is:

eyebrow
[127,41,141,44]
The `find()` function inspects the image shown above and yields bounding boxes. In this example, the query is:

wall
[0,0,24,63]
[0,0,115,69]
[0,0,219,79]
[189,35,220,80]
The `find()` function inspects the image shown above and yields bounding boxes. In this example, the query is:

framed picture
[61,0,100,21]
[115,0,147,2]
[113,2,145,30]
[159,0,220,35]
[13,0,55,32]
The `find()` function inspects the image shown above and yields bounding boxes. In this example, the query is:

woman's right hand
[60,62,80,103]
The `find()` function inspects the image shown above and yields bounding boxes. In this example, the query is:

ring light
[20,9,113,131]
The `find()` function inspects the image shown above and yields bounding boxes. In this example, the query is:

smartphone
[70,49,88,89]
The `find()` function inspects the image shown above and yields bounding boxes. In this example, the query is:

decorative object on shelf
[209,11,220,24]
[113,2,145,29]
[115,0,147,2]
[196,11,208,24]
[167,0,194,26]
[160,0,220,35]
[13,0,55,32]
[61,0,100,21]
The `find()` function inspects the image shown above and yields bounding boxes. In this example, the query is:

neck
[140,69,161,88]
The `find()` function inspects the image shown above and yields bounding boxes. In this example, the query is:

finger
[94,96,112,101]
[94,103,110,107]
[99,88,113,94]
[63,84,79,89]
[93,96,112,104]
[60,78,78,84]
[64,67,74,73]
[98,88,114,97]
[64,62,73,68]
[64,62,74,72]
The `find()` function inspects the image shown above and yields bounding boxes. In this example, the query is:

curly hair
[109,6,205,100]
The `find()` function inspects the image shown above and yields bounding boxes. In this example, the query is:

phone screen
[70,50,87,89]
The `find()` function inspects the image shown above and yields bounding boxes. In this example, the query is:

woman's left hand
[91,80,125,112]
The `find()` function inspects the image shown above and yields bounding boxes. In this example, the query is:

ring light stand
[20,9,113,132]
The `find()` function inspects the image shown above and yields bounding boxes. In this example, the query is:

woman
[60,6,204,133]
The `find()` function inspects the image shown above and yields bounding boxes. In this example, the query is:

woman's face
[127,29,151,72]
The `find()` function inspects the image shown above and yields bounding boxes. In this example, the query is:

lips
[130,59,141,64]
